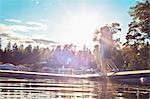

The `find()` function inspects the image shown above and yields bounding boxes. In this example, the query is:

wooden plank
[107,70,150,76]
[107,70,150,79]
[0,70,103,79]
[0,69,149,79]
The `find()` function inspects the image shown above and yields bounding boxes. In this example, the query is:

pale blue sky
[0,0,139,48]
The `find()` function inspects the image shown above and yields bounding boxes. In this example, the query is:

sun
[68,15,97,32]
[58,12,100,48]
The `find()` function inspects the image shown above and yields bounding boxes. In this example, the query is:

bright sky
[0,0,138,48]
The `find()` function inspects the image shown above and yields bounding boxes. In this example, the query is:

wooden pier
[0,69,149,80]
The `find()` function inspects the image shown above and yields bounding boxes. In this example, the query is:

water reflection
[0,77,106,99]
[0,77,149,99]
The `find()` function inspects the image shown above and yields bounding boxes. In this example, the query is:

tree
[12,43,18,52]
[0,38,2,62]
[124,0,150,70]
[127,0,150,43]
[0,38,2,50]
[6,41,11,51]
[25,45,32,53]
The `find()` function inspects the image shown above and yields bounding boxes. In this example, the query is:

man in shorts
[99,26,119,74]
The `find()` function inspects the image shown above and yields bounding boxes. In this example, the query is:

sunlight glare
[59,12,100,48]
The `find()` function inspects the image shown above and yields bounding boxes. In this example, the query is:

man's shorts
[99,44,111,59]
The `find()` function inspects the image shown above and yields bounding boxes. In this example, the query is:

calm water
[0,77,149,99]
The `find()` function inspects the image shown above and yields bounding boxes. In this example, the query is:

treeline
[112,42,150,70]
[0,41,149,70]
[0,42,51,65]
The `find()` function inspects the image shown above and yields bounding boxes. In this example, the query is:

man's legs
[107,59,119,72]
[100,58,107,75]
[100,58,108,99]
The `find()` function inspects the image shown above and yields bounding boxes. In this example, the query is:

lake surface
[0,77,149,99]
